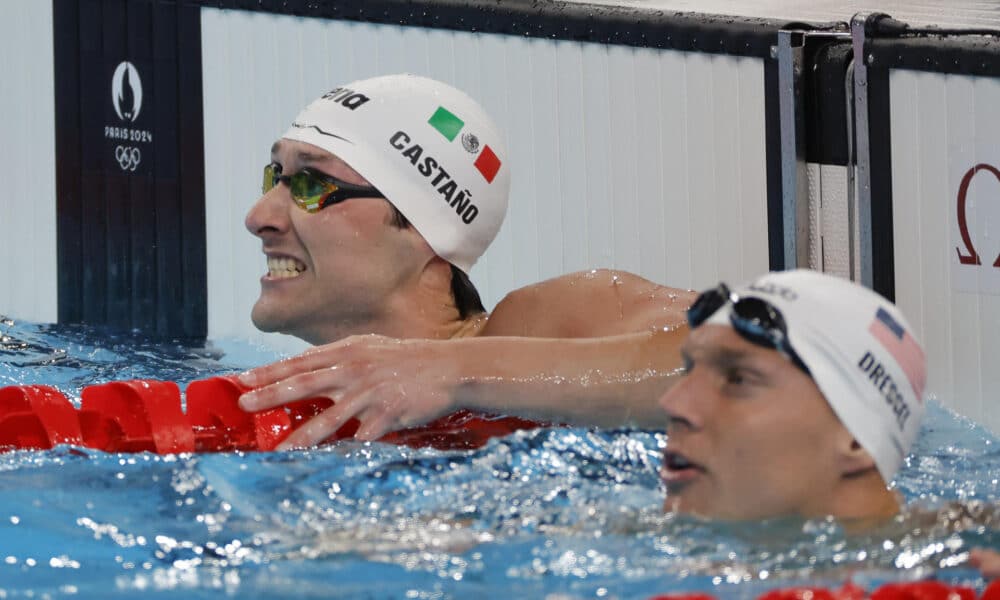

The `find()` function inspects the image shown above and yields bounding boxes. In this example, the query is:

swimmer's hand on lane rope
[237,334,461,450]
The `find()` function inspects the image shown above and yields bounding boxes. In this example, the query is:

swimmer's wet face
[245,139,434,344]
[659,324,856,520]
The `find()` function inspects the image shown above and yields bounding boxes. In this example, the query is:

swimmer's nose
[658,371,702,432]
[245,185,291,238]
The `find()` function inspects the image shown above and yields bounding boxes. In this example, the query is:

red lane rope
[0,377,543,453]
[651,580,993,600]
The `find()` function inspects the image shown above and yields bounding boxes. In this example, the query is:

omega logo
[955,163,1000,268]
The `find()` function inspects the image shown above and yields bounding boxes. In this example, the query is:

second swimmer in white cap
[659,269,926,520]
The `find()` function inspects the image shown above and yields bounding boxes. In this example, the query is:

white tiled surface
[890,69,1000,433]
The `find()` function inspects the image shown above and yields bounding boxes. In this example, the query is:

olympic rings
[114,145,142,172]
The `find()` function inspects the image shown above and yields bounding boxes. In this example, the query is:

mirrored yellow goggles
[262,163,385,213]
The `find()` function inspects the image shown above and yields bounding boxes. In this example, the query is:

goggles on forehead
[687,283,811,375]
[262,163,386,213]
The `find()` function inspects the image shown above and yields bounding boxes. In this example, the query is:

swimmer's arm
[482,269,697,338]
[449,328,686,428]
[238,327,685,448]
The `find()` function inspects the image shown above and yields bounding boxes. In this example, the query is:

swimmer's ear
[838,437,878,478]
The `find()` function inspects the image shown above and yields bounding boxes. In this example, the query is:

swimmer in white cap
[239,74,695,447]
[659,269,926,520]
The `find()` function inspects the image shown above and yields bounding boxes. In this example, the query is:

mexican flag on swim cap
[705,270,927,484]
[281,74,509,274]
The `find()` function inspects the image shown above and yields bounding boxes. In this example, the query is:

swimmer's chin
[250,305,300,336]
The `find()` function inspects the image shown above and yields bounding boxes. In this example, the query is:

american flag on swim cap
[869,307,927,401]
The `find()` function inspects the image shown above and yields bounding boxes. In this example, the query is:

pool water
[1,316,999,599]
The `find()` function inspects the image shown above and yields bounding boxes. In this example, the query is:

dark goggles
[262,163,386,213]
[687,283,811,375]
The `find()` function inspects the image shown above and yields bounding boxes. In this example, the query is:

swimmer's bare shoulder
[481,269,696,338]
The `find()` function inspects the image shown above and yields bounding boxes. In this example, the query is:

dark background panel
[127,0,158,331]
[763,57,784,271]
[866,64,895,302]
[54,0,83,324]
[176,1,207,339]
[78,0,110,325]
[53,0,206,339]
[804,40,852,166]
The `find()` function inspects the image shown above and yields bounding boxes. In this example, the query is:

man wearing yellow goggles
[239,74,694,450]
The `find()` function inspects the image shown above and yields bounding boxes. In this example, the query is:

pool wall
[0,0,57,325]
[1,1,999,430]
[883,49,1000,433]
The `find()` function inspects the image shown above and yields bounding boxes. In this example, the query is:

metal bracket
[777,30,809,270]
[850,13,875,288]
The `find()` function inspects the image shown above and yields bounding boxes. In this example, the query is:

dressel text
[857,350,911,431]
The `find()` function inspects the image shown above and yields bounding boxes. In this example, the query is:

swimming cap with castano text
[705,269,927,484]
[281,74,509,274]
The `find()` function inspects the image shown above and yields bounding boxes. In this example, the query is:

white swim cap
[704,269,927,484]
[281,74,509,274]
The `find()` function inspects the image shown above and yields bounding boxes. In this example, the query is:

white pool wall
[889,70,1000,434]
[0,0,57,324]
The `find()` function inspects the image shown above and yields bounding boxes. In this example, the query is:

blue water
[1,316,999,599]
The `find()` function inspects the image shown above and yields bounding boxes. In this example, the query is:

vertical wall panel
[0,0,57,323]
[685,53,721,286]
[201,9,770,349]
[608,44,641,271]
[713,56,743,284]
[529,41,565,280]
[736,59,770,279]
[554,42,589,276]
[634,48,668,280]
[890,69,1000,433]
[660,52,694,286]
[581,43,614,268]
[505,41,542,288]
[975,77,1000,430]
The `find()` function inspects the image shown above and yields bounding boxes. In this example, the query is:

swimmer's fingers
[238,334,388,389]
[238,365,355,411]
[238,350,339,389]
[355,390,411,442]
[275,391,372,450]
[355,384,455,441]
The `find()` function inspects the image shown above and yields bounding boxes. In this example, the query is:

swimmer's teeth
[267,257,306,278]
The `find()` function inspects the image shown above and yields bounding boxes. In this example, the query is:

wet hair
[387,205,486,319]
